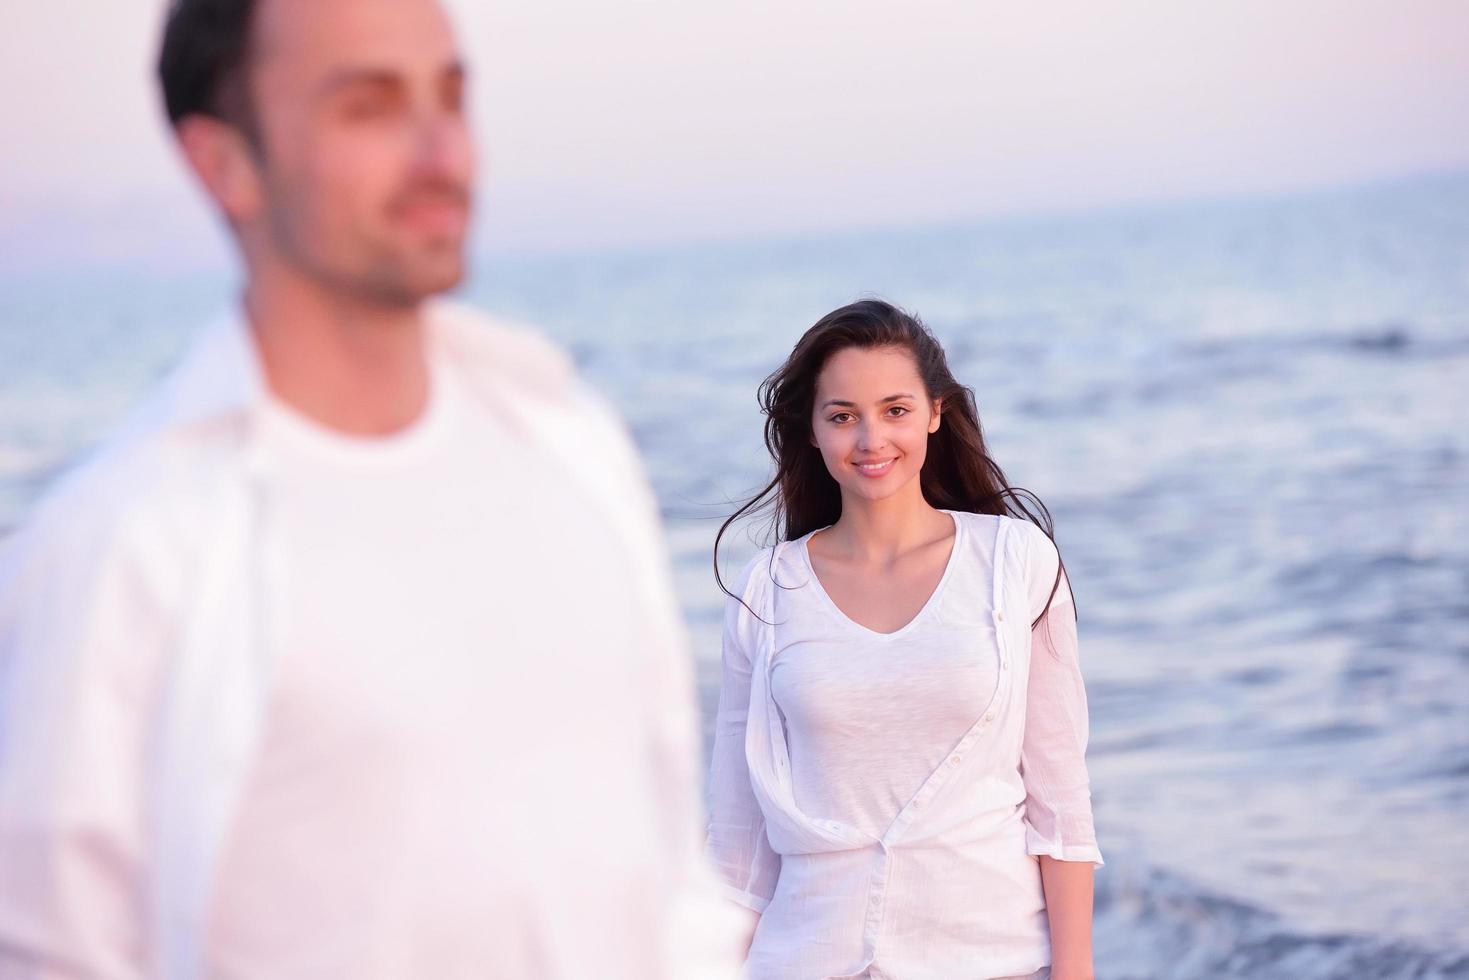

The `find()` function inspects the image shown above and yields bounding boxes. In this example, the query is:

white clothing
[707,511,1102,980]
[0,302,740,979]
[769,513,1000,841]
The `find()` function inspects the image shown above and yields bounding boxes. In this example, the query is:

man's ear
[929,398,942,434]
[175,115,264,225]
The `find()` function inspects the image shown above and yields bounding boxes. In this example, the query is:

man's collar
[149,297,577,437]
[154,304,267,432]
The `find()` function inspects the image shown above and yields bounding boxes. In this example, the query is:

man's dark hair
[157,0,259,134]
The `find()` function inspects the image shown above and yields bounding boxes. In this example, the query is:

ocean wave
[1095,859,1469,979]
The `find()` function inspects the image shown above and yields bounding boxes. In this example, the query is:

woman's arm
[1039,856,1095,980]
[733,905,761,960]
[1016,523,1103,980]
[705,571,782,918]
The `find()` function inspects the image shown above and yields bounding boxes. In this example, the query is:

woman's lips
[853,458,896,477]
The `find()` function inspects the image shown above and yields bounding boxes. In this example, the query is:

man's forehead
[252,0,460,80]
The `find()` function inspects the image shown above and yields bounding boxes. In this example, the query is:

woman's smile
[852,457,897,477]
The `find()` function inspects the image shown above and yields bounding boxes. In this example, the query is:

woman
[707,300,1102,980]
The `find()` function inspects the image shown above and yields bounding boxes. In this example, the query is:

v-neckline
[798,510,963,640]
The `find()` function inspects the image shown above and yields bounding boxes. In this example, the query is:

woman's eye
[829,413,853,424]
[888,406,910,417]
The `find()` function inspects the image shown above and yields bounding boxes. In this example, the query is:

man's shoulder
[0,437,202,629]
[430,299,638,454]
[2,374,236,590]
[428,299,578,395]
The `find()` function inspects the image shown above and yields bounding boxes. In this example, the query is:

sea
[2,170,1466,978]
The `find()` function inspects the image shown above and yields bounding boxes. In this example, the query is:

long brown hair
[714,298,1070,629]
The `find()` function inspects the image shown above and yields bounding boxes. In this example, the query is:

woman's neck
[819,481,952,564]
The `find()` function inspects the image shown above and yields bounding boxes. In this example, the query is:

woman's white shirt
[706,511,1102,980]
[771,513,1000,841]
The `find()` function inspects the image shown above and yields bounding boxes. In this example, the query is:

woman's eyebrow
[819,393,917,409]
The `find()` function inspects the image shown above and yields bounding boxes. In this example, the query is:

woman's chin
[839,472,916,504]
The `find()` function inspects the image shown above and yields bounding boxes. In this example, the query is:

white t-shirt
[204,358,672,975]
[770,512,1000,840]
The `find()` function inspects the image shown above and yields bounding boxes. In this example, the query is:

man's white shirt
[0,302,740,978]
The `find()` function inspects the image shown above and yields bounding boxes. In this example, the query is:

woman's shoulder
[951,511,1059,574]
[726,535,816,609]
[995,516,1064,607]
[981,511,1049,547]
[729,547,770,597]
[724,542,791,598]
[949,508,1001,535]
[947,508,1005,555]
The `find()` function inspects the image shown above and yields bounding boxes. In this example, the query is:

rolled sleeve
[1017,526,1103,868]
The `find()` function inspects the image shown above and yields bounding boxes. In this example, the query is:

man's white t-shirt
[204,356,673,975]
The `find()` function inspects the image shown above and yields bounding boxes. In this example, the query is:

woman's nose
[856,421,885,451]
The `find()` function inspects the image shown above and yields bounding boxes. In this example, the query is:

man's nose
[413,109,475,186]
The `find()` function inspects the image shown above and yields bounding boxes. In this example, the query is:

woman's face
[810,345,942,505]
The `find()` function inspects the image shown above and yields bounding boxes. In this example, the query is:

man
[0,0,738,975]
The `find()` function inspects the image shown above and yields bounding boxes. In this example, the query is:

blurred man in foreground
[0,0,738,975]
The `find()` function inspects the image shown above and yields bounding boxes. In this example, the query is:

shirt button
[984,712,995,723]
[949,755,962,767]
[997,611,1006,621]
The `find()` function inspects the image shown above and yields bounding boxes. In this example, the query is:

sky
[2,0,1467,264]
